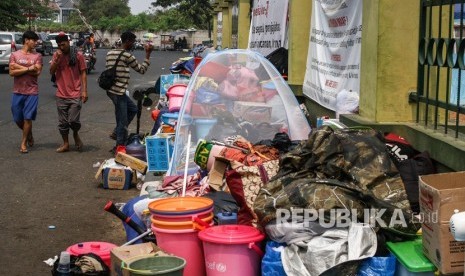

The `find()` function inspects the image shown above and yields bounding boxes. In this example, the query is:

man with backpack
[104,31,153,153]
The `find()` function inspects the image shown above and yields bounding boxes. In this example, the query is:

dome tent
[167,49,311,176]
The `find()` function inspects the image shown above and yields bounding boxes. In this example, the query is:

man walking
[105,31,153,153]
[9,31,42,154]
[50,32,88,152]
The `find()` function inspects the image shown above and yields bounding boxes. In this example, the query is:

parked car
[35,32,53,56]
[0,31,23,71]
[47,33,74,48]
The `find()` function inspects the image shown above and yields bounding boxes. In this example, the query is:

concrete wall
[92,30,211,49]
[360,0,419,122]
[211,0,465,171]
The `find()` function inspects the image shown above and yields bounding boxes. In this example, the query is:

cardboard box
[115,152,148,174]
[102,167,133,190]
[419,171,465,274]
[94,159,136,190]
[110,242,168,276]
[233,101,272,123]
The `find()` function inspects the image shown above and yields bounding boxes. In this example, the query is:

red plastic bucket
[66,241,117,268]
[166,84,188,113]
[152,225,206,276]
[198,225,265,276]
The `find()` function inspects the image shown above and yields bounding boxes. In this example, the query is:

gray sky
[128,0,153,14]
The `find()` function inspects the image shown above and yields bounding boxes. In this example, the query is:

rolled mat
[194,139,212,169]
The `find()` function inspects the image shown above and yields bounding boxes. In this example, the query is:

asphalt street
[0,48,187,275]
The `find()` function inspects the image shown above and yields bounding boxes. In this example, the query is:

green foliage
[2,0,212,33]
[77,0,131,23]
[151,0,213,29]
[0,0,54,30]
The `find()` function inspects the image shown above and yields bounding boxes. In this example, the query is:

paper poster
[303,0,362,111]
[248,0,289,56]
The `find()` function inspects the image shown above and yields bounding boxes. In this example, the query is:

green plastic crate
[386,238,436,275]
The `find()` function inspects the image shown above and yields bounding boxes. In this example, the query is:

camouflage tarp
[254,126,421,238]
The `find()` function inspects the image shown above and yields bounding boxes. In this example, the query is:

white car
[0,31,23,71]
[47,33,74,48]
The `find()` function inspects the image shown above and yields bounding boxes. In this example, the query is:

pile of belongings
[189,126,432,275]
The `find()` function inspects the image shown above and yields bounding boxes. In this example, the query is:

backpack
[98,50,125,90]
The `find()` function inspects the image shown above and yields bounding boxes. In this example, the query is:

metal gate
[414,0,465,138]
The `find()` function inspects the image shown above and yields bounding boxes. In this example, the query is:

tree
[0,0,53,30]
[77,0,131,23]
[151,0,213,29]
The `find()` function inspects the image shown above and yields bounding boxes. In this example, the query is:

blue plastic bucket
[194,118,217,139]
[161,113,180,126]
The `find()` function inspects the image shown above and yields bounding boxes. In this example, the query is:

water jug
[126,135,146,162]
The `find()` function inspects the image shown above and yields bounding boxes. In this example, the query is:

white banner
[217,12,223,48]
[248,0,289,56]
[303,0,362,112]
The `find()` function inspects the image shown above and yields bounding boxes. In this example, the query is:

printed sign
[248,0,289,56]
[303,0,363,111]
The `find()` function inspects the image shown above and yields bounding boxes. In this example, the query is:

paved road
[0,49,187,275]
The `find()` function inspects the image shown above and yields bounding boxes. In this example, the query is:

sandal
[20,148,28,154]
[56,146,69,153]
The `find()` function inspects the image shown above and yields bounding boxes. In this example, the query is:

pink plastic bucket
[198,225,265,276]
[66,241,117,268]
[167,84,188,113]
[152,225,206,276]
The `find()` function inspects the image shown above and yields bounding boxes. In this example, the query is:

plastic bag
[336,89,359,117]
[357,255,396,276]
[261,240,286,276]
[51,252,110,276]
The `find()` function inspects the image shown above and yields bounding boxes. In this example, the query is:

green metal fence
[412,0,465,138]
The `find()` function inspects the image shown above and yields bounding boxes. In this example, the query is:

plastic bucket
[151,213,214,230]
[194,118,217,140]
[152,207,213,222]
[198,225,265,276]
[161,113,180,126]
[66,241,117,268]
[148,197,213,215]
[152,225,206,276]
[167,84,187,113]
[122,255,186,276]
